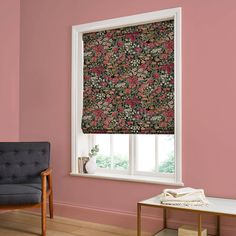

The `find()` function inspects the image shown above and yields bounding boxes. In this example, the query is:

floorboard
[0,211,151,236]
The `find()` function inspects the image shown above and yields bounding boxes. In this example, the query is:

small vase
[85,157,97,174]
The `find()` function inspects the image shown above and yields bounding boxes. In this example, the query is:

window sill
[70,172,184,186]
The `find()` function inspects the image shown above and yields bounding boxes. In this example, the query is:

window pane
[95,134,111,169]
[113,134,129,170]
[136,135,155,172]
[95,134,129,170]
[158,135,175,173]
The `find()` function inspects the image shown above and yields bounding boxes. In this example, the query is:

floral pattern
[82,20,174,134]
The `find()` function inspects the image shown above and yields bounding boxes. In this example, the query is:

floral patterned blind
[82,19,174,134]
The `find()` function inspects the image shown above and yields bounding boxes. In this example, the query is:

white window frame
[92,134,175,178]
[71,7,182,185]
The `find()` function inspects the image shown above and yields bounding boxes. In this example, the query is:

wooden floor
[0,211,151,236]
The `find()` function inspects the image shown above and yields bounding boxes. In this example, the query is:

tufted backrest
[0,142,50,184]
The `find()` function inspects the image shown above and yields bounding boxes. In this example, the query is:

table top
[139,195,236,217]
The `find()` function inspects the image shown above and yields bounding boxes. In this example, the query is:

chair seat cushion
[0,183,42,205]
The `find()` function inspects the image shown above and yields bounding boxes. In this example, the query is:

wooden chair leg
[41,199,46,236]
[41,176,47,236]
[48,173,53,219]
[49,191,53,219]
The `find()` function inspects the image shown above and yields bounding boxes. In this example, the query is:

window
[95,134,129,171]
[71,8,182,185]
[92,134,174,175]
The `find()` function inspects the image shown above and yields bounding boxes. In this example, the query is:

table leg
[198,214,202,236]
[137,203,142,236]
[163,208,167,229]
[217,215,221,236]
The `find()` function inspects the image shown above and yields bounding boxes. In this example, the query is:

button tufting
[41,149,46,154]
[28,149,32,154]
[19,161,25,167]
[12,175,17,179]
[35,161,39,166]
[5,162,10,167]
[14,150,19,154]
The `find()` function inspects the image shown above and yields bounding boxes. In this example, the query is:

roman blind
[82,19,174,134]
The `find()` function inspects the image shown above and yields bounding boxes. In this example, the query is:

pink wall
[0,0,20,141]
[19,0,236,234]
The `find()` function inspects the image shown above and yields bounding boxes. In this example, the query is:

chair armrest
[41,167,52,177]
[41,168,53,195]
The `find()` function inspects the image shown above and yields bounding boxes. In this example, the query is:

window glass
[113,134,129,170]
[96,134,129,170]
[136,135,156,172]
[95,134,111,169]
[158,135,175,173]
[95,134,175,174]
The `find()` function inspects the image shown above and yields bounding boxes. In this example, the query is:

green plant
[96,152,175,173]
[96,154,129,170]
[96,155,111,168]
[159,153,175,173]
[89,145,99,158]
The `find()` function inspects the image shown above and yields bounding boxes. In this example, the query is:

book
[78,157,89,174]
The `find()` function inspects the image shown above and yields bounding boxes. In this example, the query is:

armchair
[0,142,53,236]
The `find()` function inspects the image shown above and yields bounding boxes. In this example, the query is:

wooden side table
[137,195,236,236]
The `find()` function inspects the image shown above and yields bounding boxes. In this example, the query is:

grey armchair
[0,142,53,236]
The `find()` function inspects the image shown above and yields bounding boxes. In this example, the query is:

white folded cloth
[160,187,209,206]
